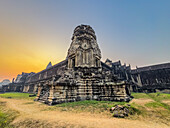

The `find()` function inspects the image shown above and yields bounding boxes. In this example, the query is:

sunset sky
[0,0,170,82]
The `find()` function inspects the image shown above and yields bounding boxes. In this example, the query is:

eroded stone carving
[1,25,132,104]
[33,25,131,105]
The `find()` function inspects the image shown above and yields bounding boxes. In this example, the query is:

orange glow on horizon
[0,24,68,82]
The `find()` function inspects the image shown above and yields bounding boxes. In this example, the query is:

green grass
[147,93,170,101]
[42,100,128,114]
[146,93,170,110]
[145,102,164,108]
[56,100,126,108]
[0,101,18,128]
[131,92,170,101]
[131,92,151,99]
[0,92,169,123]
[143,93,170,125]
[125,103,142,116]
[43,93,170,116]
[0,110,9,128]
[0,93,36,100]
[132,92,170,110]
[0,110,14,128]
[131,93,170,125]
[51,93,170,122]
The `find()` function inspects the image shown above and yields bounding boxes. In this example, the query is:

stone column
[68,58,71,69]
[123,84,126,97]
[35,83,42,101]
[48,85,55,104]
[23,85,26,92]
[27,85,30,92]
[33,84,38,94]
[137,74,142,87]
[48,76,56,105]
[75,52,78,67]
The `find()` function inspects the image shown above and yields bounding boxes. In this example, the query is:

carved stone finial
[67,24,101,69]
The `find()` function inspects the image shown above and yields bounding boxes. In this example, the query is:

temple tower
[67,25,101,69]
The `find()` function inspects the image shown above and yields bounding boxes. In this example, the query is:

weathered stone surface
[0,25,132,104]
[15,72,35,83]
[0,79,10,87]
[1,24,169,98]
[1,72,35,93]
[131,63,170,93]
[1,25,132,104]
[32,24,131,105]
[46,62,52,69]
[110,105,129,118]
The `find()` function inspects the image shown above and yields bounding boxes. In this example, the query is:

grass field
[0,92,169,127]
[0,101,18,128]
[44,100,128,115]
[0,93,36,127]
[0,92,36,100]
[131,92,170,101]
[132,92,170,110]
[42,92,170,123]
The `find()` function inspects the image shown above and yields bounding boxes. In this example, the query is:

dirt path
[162,100,170,105]
[0,98,169,128]
[130,98,154,105]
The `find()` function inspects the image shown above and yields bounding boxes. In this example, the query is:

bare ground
[162,100,170,106]
[0,98,169,128]
[130,98,154,105]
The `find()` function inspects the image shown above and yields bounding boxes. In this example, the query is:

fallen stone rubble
[110,105,130,118]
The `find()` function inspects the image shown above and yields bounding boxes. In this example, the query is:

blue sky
[0,0,170,80]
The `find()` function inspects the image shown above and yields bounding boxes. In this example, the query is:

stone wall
[131,63,170,93]
[1,83,23,92]
[1,25,132,105]
[33,25,131,105]
[0,72,35,93]
[35,81,130,105]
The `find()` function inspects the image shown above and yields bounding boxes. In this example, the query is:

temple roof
[131,62,170,73]
[25,59,67,83]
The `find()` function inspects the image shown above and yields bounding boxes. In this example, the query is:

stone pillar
[23,85,26,92]
[33,84,38,93]
[137,74,142,87]
[68,58,71,69]
[26,85,30,92]
[35,83,42,101]
[48,77,56,105]
[85,80,93,100]
[48,85,55,105]
[75,52,78,67]
[123,85,126,97]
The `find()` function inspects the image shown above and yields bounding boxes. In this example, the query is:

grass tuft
[146,93,170,110]
[131,93,151,99]
[0,93,36,100]
[145,102,164,108]
[0,101,18,128]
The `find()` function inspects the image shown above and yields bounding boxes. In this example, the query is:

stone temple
[22,24,131,105]
[1,25,170,103]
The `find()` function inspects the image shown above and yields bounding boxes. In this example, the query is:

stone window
[72,58,75,68]
[96,58,98,67]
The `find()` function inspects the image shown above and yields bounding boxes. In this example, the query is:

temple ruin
[24,24,131,105]
[1,24,169,104]
[131,63,170,93]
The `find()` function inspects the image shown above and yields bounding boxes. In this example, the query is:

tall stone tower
[31,24,131,105]
[67,25,101,69]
